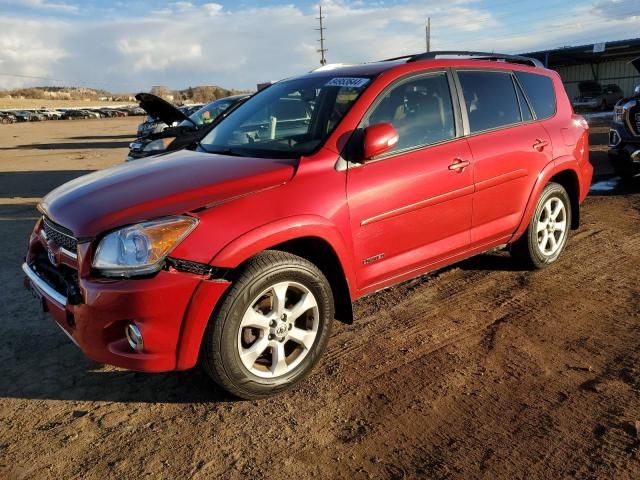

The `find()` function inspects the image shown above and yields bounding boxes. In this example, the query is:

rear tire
[510,182,572,269]
[201,251,334,399]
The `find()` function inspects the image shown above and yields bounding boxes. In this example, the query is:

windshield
[198,75,372,158]
[180,98,236,127]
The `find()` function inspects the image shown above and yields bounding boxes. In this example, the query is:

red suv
[23,52,592,399]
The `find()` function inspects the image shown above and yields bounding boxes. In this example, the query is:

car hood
[40,150,297,238]
[135,92,192,126]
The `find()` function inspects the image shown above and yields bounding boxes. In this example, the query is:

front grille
[623,101,640,137]
[42,216,78,252]
[32,250,82,304]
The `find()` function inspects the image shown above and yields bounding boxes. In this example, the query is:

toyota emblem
[47,247,57,266]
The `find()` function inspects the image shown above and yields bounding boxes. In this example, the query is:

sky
[0,0,638,92]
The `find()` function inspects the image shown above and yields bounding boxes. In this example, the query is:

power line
[0,72,64,83]
[316,5,328,66]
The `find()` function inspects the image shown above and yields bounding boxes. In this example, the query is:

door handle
[532,139,549,151]
[448,158,470,172]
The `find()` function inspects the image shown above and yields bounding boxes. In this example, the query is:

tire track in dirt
[258,217,640,478]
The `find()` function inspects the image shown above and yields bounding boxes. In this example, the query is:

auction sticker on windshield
[325,77,370,88]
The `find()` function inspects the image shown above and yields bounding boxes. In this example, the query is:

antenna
[426,17,431,52]
[316,5,327,66]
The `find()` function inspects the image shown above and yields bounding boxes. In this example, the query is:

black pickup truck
[608,58,640,181]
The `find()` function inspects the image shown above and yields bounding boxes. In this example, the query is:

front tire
[201,251,334,399]
[510,182,572,269]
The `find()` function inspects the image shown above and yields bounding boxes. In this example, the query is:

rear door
[454,69,553,245]
[346,70,474,290]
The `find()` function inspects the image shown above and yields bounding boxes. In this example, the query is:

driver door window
[363,72,456,154]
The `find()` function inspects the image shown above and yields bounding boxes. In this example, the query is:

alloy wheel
[536,197,567,256]
[237,281,319,378]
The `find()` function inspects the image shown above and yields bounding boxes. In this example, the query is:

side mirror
[634,85,640,97]
[362,123,399,160]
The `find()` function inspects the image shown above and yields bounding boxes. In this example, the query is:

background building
[522,38,640,101]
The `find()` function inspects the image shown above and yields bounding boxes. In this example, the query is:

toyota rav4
[23,51,592,399]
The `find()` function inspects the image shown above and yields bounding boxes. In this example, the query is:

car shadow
[66,134,135,140]
[0,141,131,151]
[0,170,95,198]
[457,250,529,272]
[1,339,237,404]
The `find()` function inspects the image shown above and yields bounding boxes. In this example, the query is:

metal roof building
[521,38,640,100]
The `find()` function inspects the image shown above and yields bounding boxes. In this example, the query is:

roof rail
[407,51,544,68]
[378,54,415,62]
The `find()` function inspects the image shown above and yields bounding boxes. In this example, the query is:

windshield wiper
[196,143,247,157]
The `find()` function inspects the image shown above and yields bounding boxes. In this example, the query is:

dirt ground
[0,119,639,479]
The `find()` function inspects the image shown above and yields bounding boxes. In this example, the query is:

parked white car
[38,109,63,120]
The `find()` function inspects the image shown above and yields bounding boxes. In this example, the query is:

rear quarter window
[515,72,556,120]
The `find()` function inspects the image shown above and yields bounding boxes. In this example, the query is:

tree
[150,85,170,99]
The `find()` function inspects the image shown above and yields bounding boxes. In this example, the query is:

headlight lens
[613,105,624,123]
[143,137,175,152]
[92,216,197,277]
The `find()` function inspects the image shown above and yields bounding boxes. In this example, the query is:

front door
[346,71,474,291]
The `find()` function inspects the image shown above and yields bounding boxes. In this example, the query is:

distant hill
[0,84,250,105]
[0,86,135,101]
[150,85,251,104]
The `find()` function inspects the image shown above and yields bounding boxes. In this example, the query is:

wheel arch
[512,159,582,240]
[548,169,580,230]
[210,215,356,324]
[266,237,353,325]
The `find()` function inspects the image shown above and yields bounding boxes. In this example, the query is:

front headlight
[143,137,175,152]
[92,216,197,277]
[613,105,624,123]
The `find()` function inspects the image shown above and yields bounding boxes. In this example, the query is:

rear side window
[364,72,456,153]
[457,71,521,133]
[515,72,556,120]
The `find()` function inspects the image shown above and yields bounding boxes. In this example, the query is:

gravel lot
[1,118,639,479]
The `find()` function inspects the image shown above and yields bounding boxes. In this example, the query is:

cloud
[203,3,223,16]
[0,1,638,92]
[0,0,78,13]
[592,0,640,20]
[0,17,67,89]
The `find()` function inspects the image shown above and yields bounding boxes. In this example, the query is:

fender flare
[210,214,357,297]
[512,156,581,240]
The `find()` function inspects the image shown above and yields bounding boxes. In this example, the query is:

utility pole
[426,17,431,52]
[316,5,327,66]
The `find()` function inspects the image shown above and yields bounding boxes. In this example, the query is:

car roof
[293,54,547,84]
